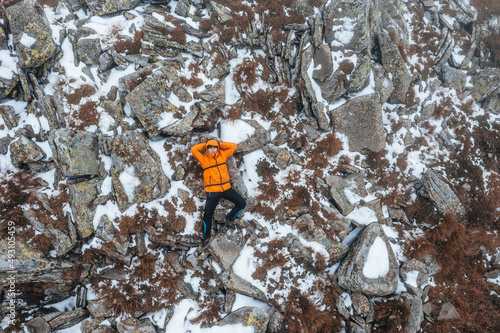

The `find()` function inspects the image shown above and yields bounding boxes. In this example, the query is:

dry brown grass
[373,298,410,333]
[253,238,288,281]
[283,283,343,333]
[114,30,143,55]
[66,84,96,105]
[36,0,59,9]
[190,295,224,327]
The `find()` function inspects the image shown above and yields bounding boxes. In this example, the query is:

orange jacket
[191,140,237,193]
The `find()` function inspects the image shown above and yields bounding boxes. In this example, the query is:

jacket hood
[206,140,219,147]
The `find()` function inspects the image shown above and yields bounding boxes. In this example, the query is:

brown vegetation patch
[114,30,143,55]
[0,170,39,238]
[190,295,224,327]
[28,183,70,233]
[253,238,288,281]
[373,298,410,333]
[67,100,100,131]
[128,68,153,92]
[283,284,343,333]
[180,75,203,88]
[65,84,96,105]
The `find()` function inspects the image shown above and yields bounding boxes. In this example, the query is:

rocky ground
[0,0,499,332]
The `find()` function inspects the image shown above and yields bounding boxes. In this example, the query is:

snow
[119,165,141,201]
[20,33,36,48]
[346,206,378,225]
[0,50,18,80]
[221,120,255,144]
[406,270,420,288]
[233,293,270,312]
[363,237,390,279]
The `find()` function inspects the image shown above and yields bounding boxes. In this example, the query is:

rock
[267,311,286,333]
[312,101,331,131]
[377,30,411,104]
[81,318,104,333]
[403,293,424,333]
[77,38,101,65]
[116,317,156,333]
[292,214,349,265]
[84,0,141,16]
[0,136,15,155]
[87,298,115,318]
[218,271,267,302]
[27,317,51,333]
[347,53,371,93]
[213,307,269,333]
[49,129,100,177]
[437,302,460,321]
[325,172,367,216]
[233,119,269,154]
[324,0,371,54]
[337,223,399,296]
[110,131,169,212]
[9,136,46,168]
[440,64,467,92]
[469,68,500,102]
[0,105,19,129]
[0,72,19,100]
[372,62,394,105]
[416,169,465,218]
[400,259,432,291]
[352,292,370,317]
[330,93,386,153]
[206,0,233,23]
[48,309,90,331]
[210,225,254,271]
[69,178,100,238]
[175,0,191,17]
[5,2,59,68]
[24,196,78,256]
[92,326,116,333]
[312,44,333,82]
[125,62,193,138]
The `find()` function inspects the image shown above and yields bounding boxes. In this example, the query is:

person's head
[206,139,219,156]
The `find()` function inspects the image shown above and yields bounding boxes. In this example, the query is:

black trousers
[202,188,246,239]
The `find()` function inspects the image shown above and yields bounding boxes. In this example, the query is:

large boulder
[5,2,58,68]
[125,62,193,138]
[84,0,141,16]
[209,224,255,271]
[49,129,100,177]
[110,131,169,212]
[337,223,399,296]
[469,68,500,102]
[213,307,270,333]
[330,93,386,152]
[416,169,465,218]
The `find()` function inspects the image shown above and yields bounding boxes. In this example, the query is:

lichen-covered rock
[469,68,500,102]
[0,105,19,129]
[48,309,90,331]
[292,214,349,266]
[440,64,467,92]
[0,73,19,100]
[416,169,465,218]
[87,298,115,318]
[85,0,141,16]
[233,119,269,154]
[372,62,394,105]
[116,317,156,333]
[77,38,101,65]
[111,131,169,212]
[218,271,268,302]
[125,62,193,138]
[213,307,270,333]
[27,317,51,333]
[69,178,101,238]
[209,224,255,271]
[330,93,386,152]
[403,293,424,333]
[49,129,100,177]
[337,223,399,296]
[377,30,411,104]
[325,172,367,216]
[324,0,371,54]
[9,136,46,168]
[5,2,58,68]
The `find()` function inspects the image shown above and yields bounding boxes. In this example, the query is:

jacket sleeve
[191,142,207,163]
[220,141,237,158]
